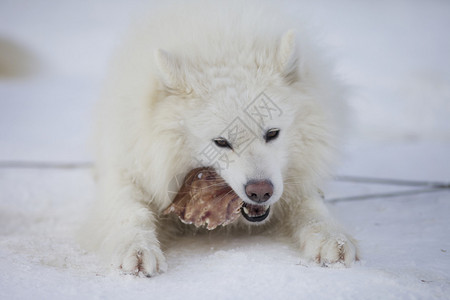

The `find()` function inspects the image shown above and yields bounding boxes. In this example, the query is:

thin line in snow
[0,161,93,169]
[335,175,450,189]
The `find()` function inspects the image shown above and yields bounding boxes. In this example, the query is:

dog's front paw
[299,224,359,267]
[120,244,168,277]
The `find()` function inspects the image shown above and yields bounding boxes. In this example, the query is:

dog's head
[186,91,293,224]
[155,30,337,224]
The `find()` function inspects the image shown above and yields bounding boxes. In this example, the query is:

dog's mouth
[240,203,270,222]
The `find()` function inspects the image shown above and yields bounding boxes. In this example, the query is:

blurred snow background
[0,0,449,299]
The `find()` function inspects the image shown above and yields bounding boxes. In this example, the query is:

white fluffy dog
[81,1,359,276]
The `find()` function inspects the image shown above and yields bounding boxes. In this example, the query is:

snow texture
[1,0,449,299]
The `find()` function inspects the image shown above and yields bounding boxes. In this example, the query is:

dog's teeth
[243,207,249,214]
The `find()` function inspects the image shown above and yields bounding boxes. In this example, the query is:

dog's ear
[154,49,187,92]
[277,30,299,84]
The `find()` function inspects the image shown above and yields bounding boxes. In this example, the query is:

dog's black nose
[245,180,273,203]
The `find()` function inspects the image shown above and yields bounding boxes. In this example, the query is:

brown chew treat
[163,168,243,230]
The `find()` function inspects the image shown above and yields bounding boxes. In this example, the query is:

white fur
[80,1,359,276]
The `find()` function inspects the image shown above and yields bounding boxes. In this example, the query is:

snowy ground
[1,1,449,299]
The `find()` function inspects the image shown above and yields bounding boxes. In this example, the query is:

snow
[1,0,449,299]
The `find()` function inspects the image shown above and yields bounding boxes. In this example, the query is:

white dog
[81,1,359,276]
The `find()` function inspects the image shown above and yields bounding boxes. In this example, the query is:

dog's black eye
[213,138,232,149]
[265,128,280,142]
